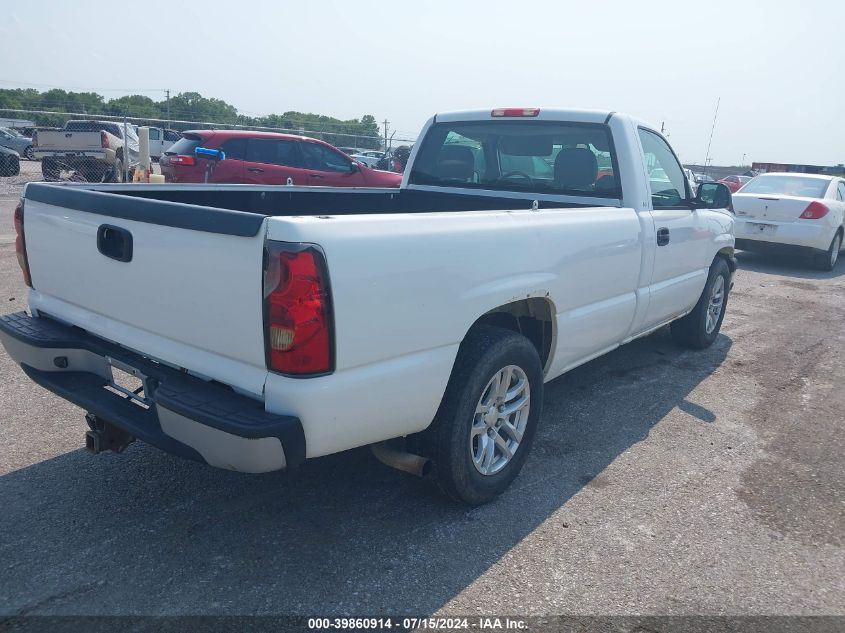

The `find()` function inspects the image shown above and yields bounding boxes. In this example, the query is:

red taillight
[264,244,333,375]
[100,131,109,148]
[491,107,540,117]
[13,200,32,287]
[799,201,829,220]
[169,155,196,166]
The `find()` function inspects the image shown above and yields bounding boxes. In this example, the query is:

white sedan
[733,172,845,270]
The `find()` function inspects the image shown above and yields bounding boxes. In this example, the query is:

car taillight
[101,131,109,148]
[169,155,196,166]
[491,107,540,117]
[13,200,32,287]
[263,243,333,376]
[799,201,829,219]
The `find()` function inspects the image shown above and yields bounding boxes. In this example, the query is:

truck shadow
[0,329,730,616]
[736,249,845,280]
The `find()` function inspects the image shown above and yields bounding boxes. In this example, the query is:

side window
[148,128,161,141]
[837,182,845,201]
[220,138,247,160]
[638,128,689,207]
[246,139,302,167]
[300,142,352,172]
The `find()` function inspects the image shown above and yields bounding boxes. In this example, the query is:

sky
[1,0,843,166]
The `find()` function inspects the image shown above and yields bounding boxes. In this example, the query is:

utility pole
[382,119,389,152]
[165,89,171,127]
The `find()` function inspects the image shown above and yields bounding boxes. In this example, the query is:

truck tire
[670,257,731,349]
[108,158,124,183]
[813,231,841,272]
[419,325,543,505]
[41,157,60,181]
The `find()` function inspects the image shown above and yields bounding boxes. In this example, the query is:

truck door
[148,127,163,160]
[637,128,709,329]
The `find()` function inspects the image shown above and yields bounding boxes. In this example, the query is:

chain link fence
[0,109,417,195]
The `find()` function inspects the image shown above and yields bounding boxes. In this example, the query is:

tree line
[0,88,383,149]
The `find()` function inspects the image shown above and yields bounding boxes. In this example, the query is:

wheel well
[470,298,554,371]
[716,247,736,272]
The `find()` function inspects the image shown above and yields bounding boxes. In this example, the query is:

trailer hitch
[84,413,135,454]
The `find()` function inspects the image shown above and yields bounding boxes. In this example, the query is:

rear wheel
[24,146,35,161]
[671,257,731,349]
[108,158,124,183]
[418,325,543,505]
[814,232,842,272]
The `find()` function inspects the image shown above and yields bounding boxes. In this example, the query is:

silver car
[0,127,34,160]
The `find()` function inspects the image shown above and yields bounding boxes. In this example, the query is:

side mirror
[349,161,360,172]
[195,146,226,161]
[695,182,733,213]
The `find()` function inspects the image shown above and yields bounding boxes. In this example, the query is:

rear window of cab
[408,121,621,198]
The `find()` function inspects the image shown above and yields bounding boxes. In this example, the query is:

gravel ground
[0,188,842,619]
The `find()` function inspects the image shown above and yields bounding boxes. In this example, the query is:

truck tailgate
[22,184,269,396]
[35,131,104,151]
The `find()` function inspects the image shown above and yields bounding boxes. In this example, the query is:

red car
[718,174,751,193]
[160,130,402,187]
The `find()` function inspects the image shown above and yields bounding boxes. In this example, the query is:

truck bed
[25,182,615,234]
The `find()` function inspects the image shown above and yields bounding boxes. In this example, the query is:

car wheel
[24,146,35,161]
[671,257,731,349]
[418,325,543,505]
[814,232,842,272]
[108,159,124,183]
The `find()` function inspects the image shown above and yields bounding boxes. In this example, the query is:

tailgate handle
[97,225,133,262]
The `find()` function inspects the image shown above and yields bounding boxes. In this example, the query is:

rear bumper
[0,312,305,473]
[34,149,115,163]
[733,217,833,251]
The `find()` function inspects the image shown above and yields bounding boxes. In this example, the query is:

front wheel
[418,325,543,505]
[814,232,842,272]
[671,257,731,349]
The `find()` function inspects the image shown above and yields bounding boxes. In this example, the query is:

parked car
[733,172,845,270]
[160,130,402,187]
[147,127,181,161]
[718,174,751,193]
[0,145,20,176]
[0,127,34,161]
[2,107,734,505]
[33,120,139,182]
[351,150,385,168]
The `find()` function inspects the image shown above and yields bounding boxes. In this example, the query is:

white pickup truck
[3,108,736,504]
[33,120,140,182]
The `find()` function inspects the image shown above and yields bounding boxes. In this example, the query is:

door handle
[309,174,324,179]
[657,227,670,246]
[247,167,264,173]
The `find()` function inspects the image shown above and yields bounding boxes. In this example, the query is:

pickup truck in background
[2,107,735,504]
[33,120,140,182]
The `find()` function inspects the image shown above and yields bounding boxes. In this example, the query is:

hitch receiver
[84,413,135,454]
